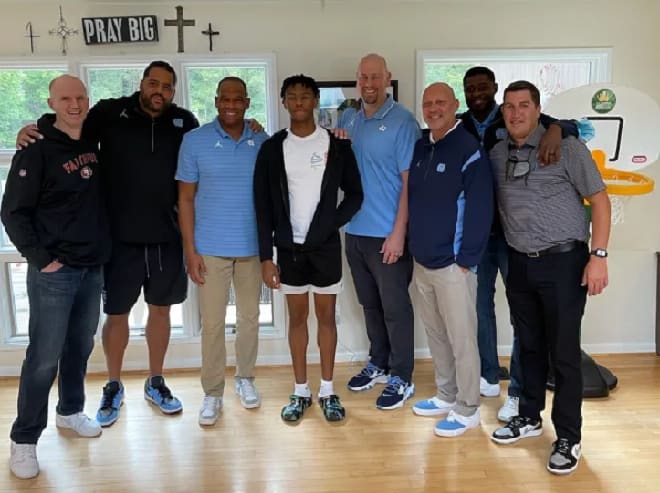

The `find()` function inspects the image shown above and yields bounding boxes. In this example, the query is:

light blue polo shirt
[176,119,268,257]
[338,96,421,237]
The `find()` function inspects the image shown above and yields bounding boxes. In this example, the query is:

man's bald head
[356,53,392,110]
[47,75,90,135]
[48,75,87,97]
[422,82,459,139]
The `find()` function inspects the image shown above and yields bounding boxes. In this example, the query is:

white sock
[294,382,311,398]
[319,379,334,398]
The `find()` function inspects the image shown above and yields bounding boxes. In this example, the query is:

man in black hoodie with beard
[1,75,111,479]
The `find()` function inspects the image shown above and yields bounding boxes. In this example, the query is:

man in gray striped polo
[488,80,610,475]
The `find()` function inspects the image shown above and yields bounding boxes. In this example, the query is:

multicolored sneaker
[547,438,581,475]
[376,376,415,410]
[347,362,388,391]
[281,394,312,422]
[96,381,125,427]
[144,376,183,414]
[319,394,346,422]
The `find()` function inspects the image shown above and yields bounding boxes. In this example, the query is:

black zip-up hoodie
[253,128,363,262]
[1,115,111,270]
[81,92,199,243]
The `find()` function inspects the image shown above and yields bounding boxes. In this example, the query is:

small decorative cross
[25,22,40,54]
[164,5,195,53]
[201,23,219,52]
[49,6,78,56]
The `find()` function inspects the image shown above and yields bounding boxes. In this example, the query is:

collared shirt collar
[213,118,253,141]
[429,119,461,143]
[359,94,396,121]
[507,124,544,149]
[470,104,500,139]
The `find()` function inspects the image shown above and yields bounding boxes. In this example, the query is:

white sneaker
[434,408,481,437]
[198,396,222,426]
[9,441,39,479]
[235,378,261,409]
[497,396,520,422]
[56,412,102,437]
[480,377,500,397]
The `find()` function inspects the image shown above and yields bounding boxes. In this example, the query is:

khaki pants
[199,256,261,397]
[414,262,480,416]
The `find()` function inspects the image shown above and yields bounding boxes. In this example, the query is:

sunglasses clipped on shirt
[506,148,534,182]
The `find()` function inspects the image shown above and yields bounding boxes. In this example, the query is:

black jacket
[1,115,111,270]
[253,128,363,262]
[82,92,199,243]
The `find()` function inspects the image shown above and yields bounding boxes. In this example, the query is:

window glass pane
[424,60,594,112]
[85,67,144,106]
[424,63,472,113]
[185,67,267,127]
[0,68,66,150]
[225,284,273,330]
[8,262,28,336]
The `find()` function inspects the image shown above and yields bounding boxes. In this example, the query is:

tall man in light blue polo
[339,54,421,409]
[177,77,269,426]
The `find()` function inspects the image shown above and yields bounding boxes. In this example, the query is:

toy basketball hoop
[545,84,659,225]
[591,149,654,224]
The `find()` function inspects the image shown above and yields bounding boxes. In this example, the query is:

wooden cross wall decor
[49,5,78,55]
[164,5,195,53]
[201,23,219,52]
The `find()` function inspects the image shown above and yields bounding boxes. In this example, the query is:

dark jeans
[10,264,103,444]
[506,245,588,443]
[345,233,414,383]
[476,233,522,397]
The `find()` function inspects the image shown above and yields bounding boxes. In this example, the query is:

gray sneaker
[198,396,222,426]
[235,377,261,409]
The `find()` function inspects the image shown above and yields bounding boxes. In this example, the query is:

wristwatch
[590,248,608,258]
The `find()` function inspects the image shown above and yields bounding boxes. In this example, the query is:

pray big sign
[81,16,158,45]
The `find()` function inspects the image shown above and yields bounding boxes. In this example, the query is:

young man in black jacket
[1,75,111,479]
[254,74,363,422]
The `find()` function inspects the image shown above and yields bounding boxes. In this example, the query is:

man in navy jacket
[408,82,493,438]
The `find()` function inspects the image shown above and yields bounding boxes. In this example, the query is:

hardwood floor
[0,354,658,492]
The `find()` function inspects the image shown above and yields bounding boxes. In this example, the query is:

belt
[524,240,584,258]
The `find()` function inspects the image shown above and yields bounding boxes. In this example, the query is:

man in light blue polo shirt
[176,77,268,426]
[339,53,421,410]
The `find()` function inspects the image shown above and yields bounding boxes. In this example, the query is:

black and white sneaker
[547,438,581,475]
[491,415,543,444]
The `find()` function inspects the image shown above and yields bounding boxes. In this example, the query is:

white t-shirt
[283,126,330,243]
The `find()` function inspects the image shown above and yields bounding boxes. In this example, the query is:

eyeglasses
[506,149,533,182]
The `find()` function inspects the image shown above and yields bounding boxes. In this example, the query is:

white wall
[0,0,658,375]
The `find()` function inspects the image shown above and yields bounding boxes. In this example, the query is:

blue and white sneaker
[144,376,183,414]
[96,381,124,427]
[434,409,481,438]
[347,362,389,391]
[376,376,414,410]
[412,396,456,416]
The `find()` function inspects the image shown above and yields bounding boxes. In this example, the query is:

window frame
[0,54,283,344]
[416,47,612,122]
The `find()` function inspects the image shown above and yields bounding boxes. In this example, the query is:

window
[0,63,67,152]
[0,55,281,343]
[80,63,144,105]
[180,56,278,133]
[417,48,611,118]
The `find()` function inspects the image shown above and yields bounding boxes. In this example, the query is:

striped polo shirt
[176,119,268,257]
[489,125,605,254]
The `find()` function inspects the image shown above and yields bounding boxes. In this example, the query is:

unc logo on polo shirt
[436,163,446,173]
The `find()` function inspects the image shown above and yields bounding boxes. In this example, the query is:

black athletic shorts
[103,240,188,315]
[277,240,342,290]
